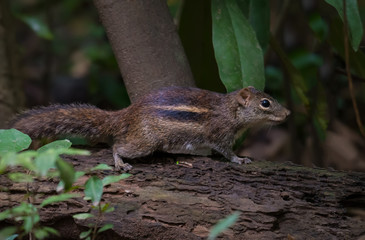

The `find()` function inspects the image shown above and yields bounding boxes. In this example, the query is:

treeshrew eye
[261,99,270,108]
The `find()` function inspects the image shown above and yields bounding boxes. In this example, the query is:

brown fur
[10,87,290,171]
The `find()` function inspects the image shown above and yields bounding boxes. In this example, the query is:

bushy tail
[10,104,113,139]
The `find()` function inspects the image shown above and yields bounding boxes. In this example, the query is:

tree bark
[0,0,24,128]
[93,0,195,102]
[0,148,364,239]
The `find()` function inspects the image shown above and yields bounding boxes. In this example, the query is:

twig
[343,0,365,137]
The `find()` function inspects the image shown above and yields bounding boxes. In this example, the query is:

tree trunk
[0,0,24,127]
[93,0,195,102]
[0,148,364,239]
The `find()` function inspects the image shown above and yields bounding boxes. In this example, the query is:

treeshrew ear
[236,87,252,107]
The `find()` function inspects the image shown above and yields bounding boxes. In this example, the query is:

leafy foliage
[0,129,130,239]
[325,0,363,51]
[211,0,265,91]
[0,129,31,154]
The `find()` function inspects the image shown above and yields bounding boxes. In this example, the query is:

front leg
[112,140,156,172]
[113,151,133,172]
[213,145,252,165]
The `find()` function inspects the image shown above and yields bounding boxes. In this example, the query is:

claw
[113,152,133,172]
[231,156,252,165]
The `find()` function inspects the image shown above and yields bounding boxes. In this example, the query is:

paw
[115,162,133,172]
[113,152,133,172]
[231,156,252,165]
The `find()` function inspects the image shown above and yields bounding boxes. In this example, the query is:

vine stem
[343,0,365,137]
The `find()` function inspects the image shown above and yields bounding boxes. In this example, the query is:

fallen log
[0,147,364,239]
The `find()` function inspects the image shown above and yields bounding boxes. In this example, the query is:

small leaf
[79,229,92,239]
[91,164,112,171]
[34,228,50,239]
[101,203,110,212]
[34,151,58,177]
[75,171,86,180]
[104,206,115,213]
[73,213,94,220]
[43,227,59,236]
[102,173,131,186]
[40,193,79,207]
[101,203,115,213]
[212,0,265,91]
[60,148,90,156]
[0,209,11,221]
[24,215,39,233]
[0,228,17,240]
[18,15,54,40]
[208,211,241,240]
[56,159,75,191]
[5,234,18,240]
[97,224,113,233]
[37,140,72,153]
[324,0,363,51]
[8,172,33,183]
[0,129,31,155]
[84,176,103,206]
[0,152,17,173]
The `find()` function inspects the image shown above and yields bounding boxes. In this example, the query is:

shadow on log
[0,147,364,239]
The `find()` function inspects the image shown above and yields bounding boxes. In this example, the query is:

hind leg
[112,142,156,171]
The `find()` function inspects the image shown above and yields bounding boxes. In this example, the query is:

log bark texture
[93,0,195,103]
[0,147,364,239]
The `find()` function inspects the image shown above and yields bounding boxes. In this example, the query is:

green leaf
[212,0,265,92]
[97,224,113,233]
[34,151,58,177]
[59,148,90,156]
[18,15,54,40]
[73,213,94,220]
[34,228,50,239]
[40,193,79,208]
[249,0,270,50]
[5,234,18,240]
[91,164,112,171]
[75,171,86,180]
[8,172,33,183]
[208,211,241,240]
[104,206,115,213]
[12,151,38,172]
[37,140,72,153]
[0,228,17,240]
[84,176,103,206]
[102,173,131,186]
[0,129,31,155]
[43,226,59,236]
[79,229,92,239]
[324,0,363,51]
[0,152,17,173]
[0,209,11,221]
[24,214,40,233]
[56,159,75,191]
